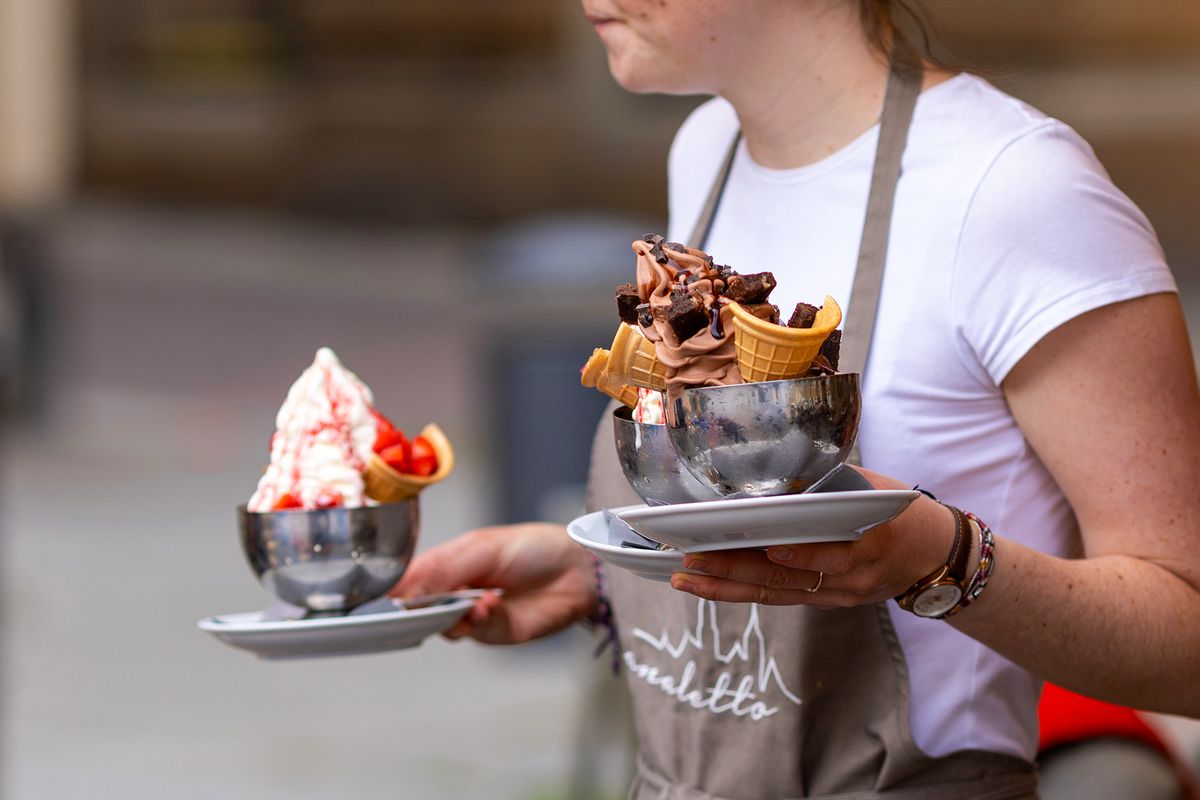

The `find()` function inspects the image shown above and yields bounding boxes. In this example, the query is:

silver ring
[804,571,824,594]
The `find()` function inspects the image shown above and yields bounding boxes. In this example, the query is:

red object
[371,408,396,433]
[409,436,438,477]
[1039,683,1197,799]
[272,492,303,510]
[379,442,412,473]
[1038,683,1166,755]
[313,489,344,509]
[374,426,409,453]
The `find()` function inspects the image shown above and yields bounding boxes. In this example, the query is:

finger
[443,592,503,640]
[670,572,860,608]
[392,532,503,598]
[683,550,829,593]
[762,541,863,576]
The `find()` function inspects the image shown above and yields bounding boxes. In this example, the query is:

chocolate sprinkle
[636,303,653,328]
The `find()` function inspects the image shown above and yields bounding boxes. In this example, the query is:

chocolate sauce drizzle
[709,306,725,339]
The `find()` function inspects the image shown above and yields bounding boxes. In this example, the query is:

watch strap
[895,504,973,611]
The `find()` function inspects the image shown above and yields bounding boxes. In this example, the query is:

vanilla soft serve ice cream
[633,388,666,425]
[247,347,378,511]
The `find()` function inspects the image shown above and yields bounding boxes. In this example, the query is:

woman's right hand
[390,523,599,645]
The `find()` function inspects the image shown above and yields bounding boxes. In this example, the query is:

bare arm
[950,292,1200,714]
[671,293,1200,716]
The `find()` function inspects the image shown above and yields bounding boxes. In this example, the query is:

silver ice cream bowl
[613,406,724,505]
[666,374,861,498]
[238,500,419,614]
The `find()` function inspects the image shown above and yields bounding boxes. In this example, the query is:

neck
[716,8,893,169]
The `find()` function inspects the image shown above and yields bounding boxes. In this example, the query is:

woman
[397,2,1200,797]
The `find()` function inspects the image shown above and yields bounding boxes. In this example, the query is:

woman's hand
[669,469,958,608]
[390,523,598,645]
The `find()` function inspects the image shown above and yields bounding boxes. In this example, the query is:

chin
[607,52,700,96]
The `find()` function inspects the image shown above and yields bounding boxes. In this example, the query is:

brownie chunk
[653,288,710,341]
[724,272,777,304]
[818,329,841,371]
[616,283,641,325]
[787,302,820,329]
[743,302,780,324]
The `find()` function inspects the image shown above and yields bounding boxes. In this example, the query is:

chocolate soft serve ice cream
[583,234,843,407]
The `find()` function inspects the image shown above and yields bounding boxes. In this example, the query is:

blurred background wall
[1,2,1198,799]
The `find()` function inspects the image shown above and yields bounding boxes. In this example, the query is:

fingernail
[685,556,708,573]
[770,547,794,562]
[671,575,694,592]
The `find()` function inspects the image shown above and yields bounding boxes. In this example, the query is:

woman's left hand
[669,467,959,607]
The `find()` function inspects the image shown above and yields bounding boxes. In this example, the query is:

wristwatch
[896,505,972,618]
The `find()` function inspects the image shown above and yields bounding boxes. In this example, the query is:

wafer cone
[580,348,611,389]
[607,323,668,391]
[729,295,842,382]
[603,382,640,409]
[364,423,455,503]
[580,347,641,408]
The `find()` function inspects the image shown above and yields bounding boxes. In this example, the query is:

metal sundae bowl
[613,406,724,505]
[666,374,861,498]
[238,500,419,614]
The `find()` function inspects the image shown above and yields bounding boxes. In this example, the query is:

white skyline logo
[625,599,803,721]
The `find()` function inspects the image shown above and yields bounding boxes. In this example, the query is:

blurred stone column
[0,0,75,209]
[0,0,70,418]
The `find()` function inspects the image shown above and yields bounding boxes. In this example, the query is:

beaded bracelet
[940,512,995,619]
[585,556,621,674]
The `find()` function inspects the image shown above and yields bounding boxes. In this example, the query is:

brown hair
[858,0,958,70]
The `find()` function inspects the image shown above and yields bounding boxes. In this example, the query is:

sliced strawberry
[371,408,396,433]
[379,442,412,473]
[273,492,303,510]
[373,426,409,453]
[314,489,344,509]
[409,435,438,477]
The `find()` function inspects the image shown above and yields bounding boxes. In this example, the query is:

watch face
[913,584,963,618]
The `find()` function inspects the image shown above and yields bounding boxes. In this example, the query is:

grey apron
[584,55,1039,800]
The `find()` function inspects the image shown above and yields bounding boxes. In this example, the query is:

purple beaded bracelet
[585,556,620,674]
[941,512,995,619]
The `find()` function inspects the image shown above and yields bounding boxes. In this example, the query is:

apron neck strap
[685,52,924,466]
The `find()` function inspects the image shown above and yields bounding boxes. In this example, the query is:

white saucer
[197,590,483,660]
[567,506,690,583]
[616,486,920,553]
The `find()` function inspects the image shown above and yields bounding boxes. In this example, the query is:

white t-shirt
[665,74,1177,761]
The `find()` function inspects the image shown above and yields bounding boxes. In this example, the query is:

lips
[582,3,620,26]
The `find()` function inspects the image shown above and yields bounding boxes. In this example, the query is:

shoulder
[913,75,1156,246]
[934,79,1175,383]
[910,75,1091,184]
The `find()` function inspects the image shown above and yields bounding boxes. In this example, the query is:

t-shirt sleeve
[951,120,1177,384]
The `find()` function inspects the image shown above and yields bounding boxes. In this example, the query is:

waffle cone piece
[364,423,455,503]
[729,295,842,382]
[606,323,668,391]
[580,348,640,408]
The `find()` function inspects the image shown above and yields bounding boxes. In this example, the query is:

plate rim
[617,489,921,525]
[566,507,682,560]
[198,592,479,635]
